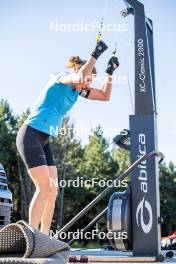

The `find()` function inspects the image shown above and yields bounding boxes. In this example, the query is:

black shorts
[16,124,55,169]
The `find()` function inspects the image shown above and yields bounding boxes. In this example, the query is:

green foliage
[51,117,84,229]
[81,125,118,193]
[160,162,176,235]
[112,147,130,174]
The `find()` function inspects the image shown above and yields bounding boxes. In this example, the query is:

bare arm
[79,75,112,101]
[80,55,120,101]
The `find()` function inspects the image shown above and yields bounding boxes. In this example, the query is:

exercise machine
[57,0,165,261]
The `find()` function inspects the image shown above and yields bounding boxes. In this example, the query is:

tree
[160,162,176,235]
[74,126,118,245]
[51,117,84,230]
[82,125,118,193]
[112,147,130,174]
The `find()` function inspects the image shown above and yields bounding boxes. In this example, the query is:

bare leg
[40,166,59,235]
[28,165,51,229]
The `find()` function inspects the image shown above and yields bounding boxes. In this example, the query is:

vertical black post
[122,0,161,257]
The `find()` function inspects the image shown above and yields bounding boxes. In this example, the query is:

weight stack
[0,164,13,229]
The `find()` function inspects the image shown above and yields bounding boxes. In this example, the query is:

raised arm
[60,41,108,86]
[79,56,120,101]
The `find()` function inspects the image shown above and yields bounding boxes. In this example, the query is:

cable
[101,0,109,18]
[120,9,135,114]
[96,0,135,114]
[96,18,104,43]
[123,0,131,9]
[96,0,109,43]
[112,41,118,55]
[126,16,135,114]
[127,74,134,113]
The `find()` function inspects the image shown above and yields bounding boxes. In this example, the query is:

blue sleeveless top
[25,72,79,137]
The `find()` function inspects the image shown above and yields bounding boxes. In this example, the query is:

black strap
[79,89,91,98]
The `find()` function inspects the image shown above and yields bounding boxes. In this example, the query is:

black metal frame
[122,0,161,257]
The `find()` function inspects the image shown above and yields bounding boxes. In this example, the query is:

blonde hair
[67,56,97,74]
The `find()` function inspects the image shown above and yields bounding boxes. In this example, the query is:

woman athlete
[16,40,119,235]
